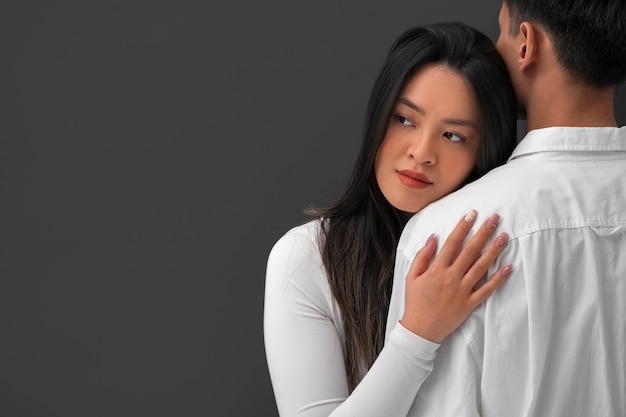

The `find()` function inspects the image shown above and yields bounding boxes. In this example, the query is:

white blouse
[264,220,439,417]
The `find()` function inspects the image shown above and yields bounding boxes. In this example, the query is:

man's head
[498,0,626,89]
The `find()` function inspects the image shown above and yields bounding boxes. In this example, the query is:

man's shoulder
[401,168,515,244]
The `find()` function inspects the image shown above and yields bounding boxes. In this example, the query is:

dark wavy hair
[504,0,626,88]
[307,22,517,391]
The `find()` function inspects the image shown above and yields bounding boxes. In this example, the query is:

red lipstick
[397,169,432,189]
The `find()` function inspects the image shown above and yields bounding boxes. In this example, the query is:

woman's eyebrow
[398,97,425,115]
[444,118,479,130]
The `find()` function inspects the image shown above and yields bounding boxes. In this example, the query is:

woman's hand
[400,209,512,343]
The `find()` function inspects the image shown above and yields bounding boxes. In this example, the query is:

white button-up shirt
[386,126,626,416]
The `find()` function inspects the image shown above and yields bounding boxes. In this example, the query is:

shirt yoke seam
[508,220,626,240]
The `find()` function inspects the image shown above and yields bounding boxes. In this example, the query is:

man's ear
[518,22,538,72]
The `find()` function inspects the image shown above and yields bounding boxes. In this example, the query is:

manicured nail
[500,263,513,276]
[424,233,435,248]
[487,213,500,229]
[495,232,509,247]
[464,209,477,222]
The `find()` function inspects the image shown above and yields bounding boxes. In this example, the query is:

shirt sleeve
[385,237,412,343]
[264,224,441,417]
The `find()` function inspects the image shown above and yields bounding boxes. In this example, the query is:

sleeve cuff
[389,321,441,361]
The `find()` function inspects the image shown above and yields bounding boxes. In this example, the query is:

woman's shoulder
[269,219,323,257]
[265,219,335,311]
[266,219,325,283]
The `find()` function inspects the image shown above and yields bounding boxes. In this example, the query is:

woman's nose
[407,132,437,165]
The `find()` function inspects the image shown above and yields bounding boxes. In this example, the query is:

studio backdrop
[0,1,624,416]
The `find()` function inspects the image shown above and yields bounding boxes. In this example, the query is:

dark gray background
[0,1,623,416]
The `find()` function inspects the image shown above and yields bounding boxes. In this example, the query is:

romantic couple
[265,1,626,416]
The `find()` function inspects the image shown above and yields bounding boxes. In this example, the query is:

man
[385,0,626,415]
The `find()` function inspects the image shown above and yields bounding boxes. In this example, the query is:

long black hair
[308,22,517,391]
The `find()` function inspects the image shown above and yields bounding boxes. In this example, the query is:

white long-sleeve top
[386,126,626,416]
[264,220,440,417]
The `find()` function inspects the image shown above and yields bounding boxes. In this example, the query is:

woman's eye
[396,115,412,125]
[443,131,464,142]
[396,114,411,126]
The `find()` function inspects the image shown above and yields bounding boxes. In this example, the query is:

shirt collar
[508,126,626,162]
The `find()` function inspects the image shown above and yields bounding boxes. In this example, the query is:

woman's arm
[264,214,511,416]
[264,222,353,416]
[265,223,433,416]
[264,222,435,416]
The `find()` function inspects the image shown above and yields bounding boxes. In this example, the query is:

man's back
[386,126,626,416]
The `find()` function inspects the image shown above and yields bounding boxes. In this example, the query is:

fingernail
[424,233,435,247]
[495,232,509,247]
[487,213,500,229]
[464,209,477,222]
[500,263,513,276]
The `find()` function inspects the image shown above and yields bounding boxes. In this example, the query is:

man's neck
[525,82,617,132]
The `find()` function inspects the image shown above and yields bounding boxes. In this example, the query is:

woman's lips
[397,169,432,189]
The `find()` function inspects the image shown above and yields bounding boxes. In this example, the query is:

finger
[436,209,478,265]
[452,213,501,274]
[463,232,510,288]
[468,263,513,307]
[407,233,437,280]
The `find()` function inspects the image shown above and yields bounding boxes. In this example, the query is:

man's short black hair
[505,0,626,88]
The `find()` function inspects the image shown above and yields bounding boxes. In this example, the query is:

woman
[264,22,517,416]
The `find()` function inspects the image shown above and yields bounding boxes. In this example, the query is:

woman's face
[375,64,481,217]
